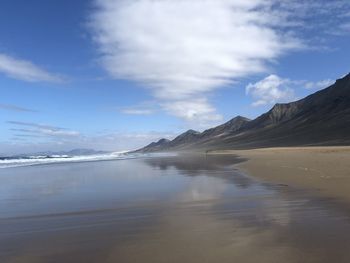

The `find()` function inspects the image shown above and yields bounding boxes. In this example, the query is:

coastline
[210,146,350,204]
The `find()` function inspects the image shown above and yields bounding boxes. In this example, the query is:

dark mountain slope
[138,130,201,152]
[199,116,251,139]
[140,138,170,153]
[208,73,350,149]
[245,74,350,130]
[136,72,350,152]
[136,117,251,152]
[168,130,200,147]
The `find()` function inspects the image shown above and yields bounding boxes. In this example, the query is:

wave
[0,152,169,169]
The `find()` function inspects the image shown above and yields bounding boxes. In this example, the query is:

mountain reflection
[143,154,253,188]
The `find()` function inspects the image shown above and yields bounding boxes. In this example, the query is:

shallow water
[1,155,350,263]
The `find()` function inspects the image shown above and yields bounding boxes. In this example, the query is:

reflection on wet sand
[1,155,350,262]
[144,154,253,188]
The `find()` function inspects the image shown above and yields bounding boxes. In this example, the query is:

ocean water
[0,152,172,169]
[1,154,350,263]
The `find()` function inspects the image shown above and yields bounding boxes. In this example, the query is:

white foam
[0,152,144,169]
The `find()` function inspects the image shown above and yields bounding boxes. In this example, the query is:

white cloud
[7,121,64,131]
[121,108,154,115]
[7,121,80,139]
[39,129,80,137]
[163,98,223,127]
[90,0,303,127]
[277,1,350,32]
[304,79,334,90]
[339,22,350,32]
[119,101,156,115]
[0,53,63,83]
[82,131,176,151]
[246,75,336,106]
[246,75,296,107]
[0,103,37,113]
[5,120,176,153]
[2,131,176,154]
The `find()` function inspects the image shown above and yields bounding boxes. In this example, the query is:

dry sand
[211,146,350,203]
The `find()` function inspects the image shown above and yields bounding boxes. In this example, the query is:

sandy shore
[4,154,350,262]
[211,146,350,203]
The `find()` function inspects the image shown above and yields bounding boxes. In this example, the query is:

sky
[0,0,349,154]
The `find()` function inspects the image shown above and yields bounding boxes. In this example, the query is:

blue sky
[0,0,349,154]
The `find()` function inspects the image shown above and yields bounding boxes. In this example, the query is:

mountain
[139,130,200,152]
[199,116,251,139]
[136,72,350,152]
[218,72,350,149]
[141,139,171,153]
[169,129,200,146]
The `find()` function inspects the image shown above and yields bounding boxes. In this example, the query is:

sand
[3,154,350,262]
[210,146,350,203]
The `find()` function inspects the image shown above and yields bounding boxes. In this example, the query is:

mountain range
[137,72,350,152]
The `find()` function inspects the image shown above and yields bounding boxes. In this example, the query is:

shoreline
[210,146,350,204]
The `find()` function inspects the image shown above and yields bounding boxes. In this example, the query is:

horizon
[1,0,350,154]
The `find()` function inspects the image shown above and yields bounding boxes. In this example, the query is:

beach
[212,146,350,204]
[2,154,350,262]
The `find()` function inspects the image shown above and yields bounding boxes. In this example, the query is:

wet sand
[211,146,350,204]
[2,155,350,262]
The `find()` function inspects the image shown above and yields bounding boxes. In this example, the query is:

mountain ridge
[136,72,350,152]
